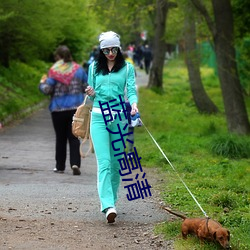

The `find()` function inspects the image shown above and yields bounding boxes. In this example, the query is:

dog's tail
[161,206,187,220]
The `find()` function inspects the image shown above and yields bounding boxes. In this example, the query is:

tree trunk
[212,0,250,134]
[184,4,218,114]
[147,0,169,89]
[191,0,250,134]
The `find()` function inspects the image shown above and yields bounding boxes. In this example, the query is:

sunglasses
[102,47,119,55]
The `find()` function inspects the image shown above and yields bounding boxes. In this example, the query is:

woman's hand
[131,103,138,116]
[40,74,47,83]
[85,86,95,97]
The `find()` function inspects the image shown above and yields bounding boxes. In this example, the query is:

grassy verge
[136,59,250,250]
[0,60,50,125]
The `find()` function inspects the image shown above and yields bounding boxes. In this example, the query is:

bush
[210,191,237,209]
[210,135,250,159]
[0,60,49,123]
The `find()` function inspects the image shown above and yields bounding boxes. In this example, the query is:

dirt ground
[0,219,174,250]
[0,74,174,249]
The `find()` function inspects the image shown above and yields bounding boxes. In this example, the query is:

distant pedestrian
[134,45,144,69]
[86,46,99,71]
[143,44,152,74]
[39,45,88,175]
[85,31,138,223]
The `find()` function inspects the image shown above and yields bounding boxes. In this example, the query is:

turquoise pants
[90,111,128,212]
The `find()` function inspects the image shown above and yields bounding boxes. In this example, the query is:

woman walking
[39,45,88,175]
[85,31,138,223]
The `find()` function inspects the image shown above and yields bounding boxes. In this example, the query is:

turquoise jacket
[87,62,138,109]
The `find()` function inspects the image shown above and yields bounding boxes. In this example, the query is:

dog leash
[139,118,209,218]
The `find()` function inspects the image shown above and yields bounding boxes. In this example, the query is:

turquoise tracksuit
[88,62,137,212]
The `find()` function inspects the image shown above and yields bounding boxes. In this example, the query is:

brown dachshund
[162,207,231,249]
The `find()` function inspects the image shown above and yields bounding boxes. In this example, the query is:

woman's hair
[95,48,126,75]
[54,45,73,63]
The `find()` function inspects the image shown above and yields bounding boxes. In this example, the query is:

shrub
[210,191,237,209]
[210,135,250,159]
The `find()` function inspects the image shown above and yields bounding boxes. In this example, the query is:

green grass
[0,60,50,123]
[135,58,250,250]
[1,57,249,249]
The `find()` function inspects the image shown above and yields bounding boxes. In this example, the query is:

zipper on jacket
[108,72,111,100]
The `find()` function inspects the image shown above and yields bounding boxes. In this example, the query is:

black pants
[144,59,151,74]
[51,110,80,171]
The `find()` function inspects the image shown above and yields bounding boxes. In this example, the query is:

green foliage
[164,0,213,45]
[236,37,250,95]
[92,0,156,45]
[0,60,49,122]
[0,0,100,66]
[154,221,181,240]
[136,58,250,249]
[165,3,184,44]
[210,135,250,159]
[210,191,238,209]
[232,0,250,39]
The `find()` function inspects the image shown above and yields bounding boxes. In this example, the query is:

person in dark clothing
[39,45,88,175]
[143,44,152,74]
[134,45,144,69]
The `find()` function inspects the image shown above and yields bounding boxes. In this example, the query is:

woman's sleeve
[39,77,56,95]
[126,63,138,105]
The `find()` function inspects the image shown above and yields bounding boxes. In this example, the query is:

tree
[148,0,177,89]
[191,0,250,134]
[184,1,218,114]
[0,0,98,66]
[91,0,155,48]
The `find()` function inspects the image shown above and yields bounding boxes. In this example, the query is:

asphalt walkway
[0,69,171,249]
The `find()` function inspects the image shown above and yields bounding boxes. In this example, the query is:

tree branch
[190,0,216,37]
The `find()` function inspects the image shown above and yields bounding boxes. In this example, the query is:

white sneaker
[53,168,64,173]
[105,207,117,223]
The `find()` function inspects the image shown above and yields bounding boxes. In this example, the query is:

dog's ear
[213,231,217,240]
[227,230,230,240]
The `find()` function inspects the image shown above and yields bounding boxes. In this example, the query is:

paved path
[0,70,172,249]
[135,69,149,88]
